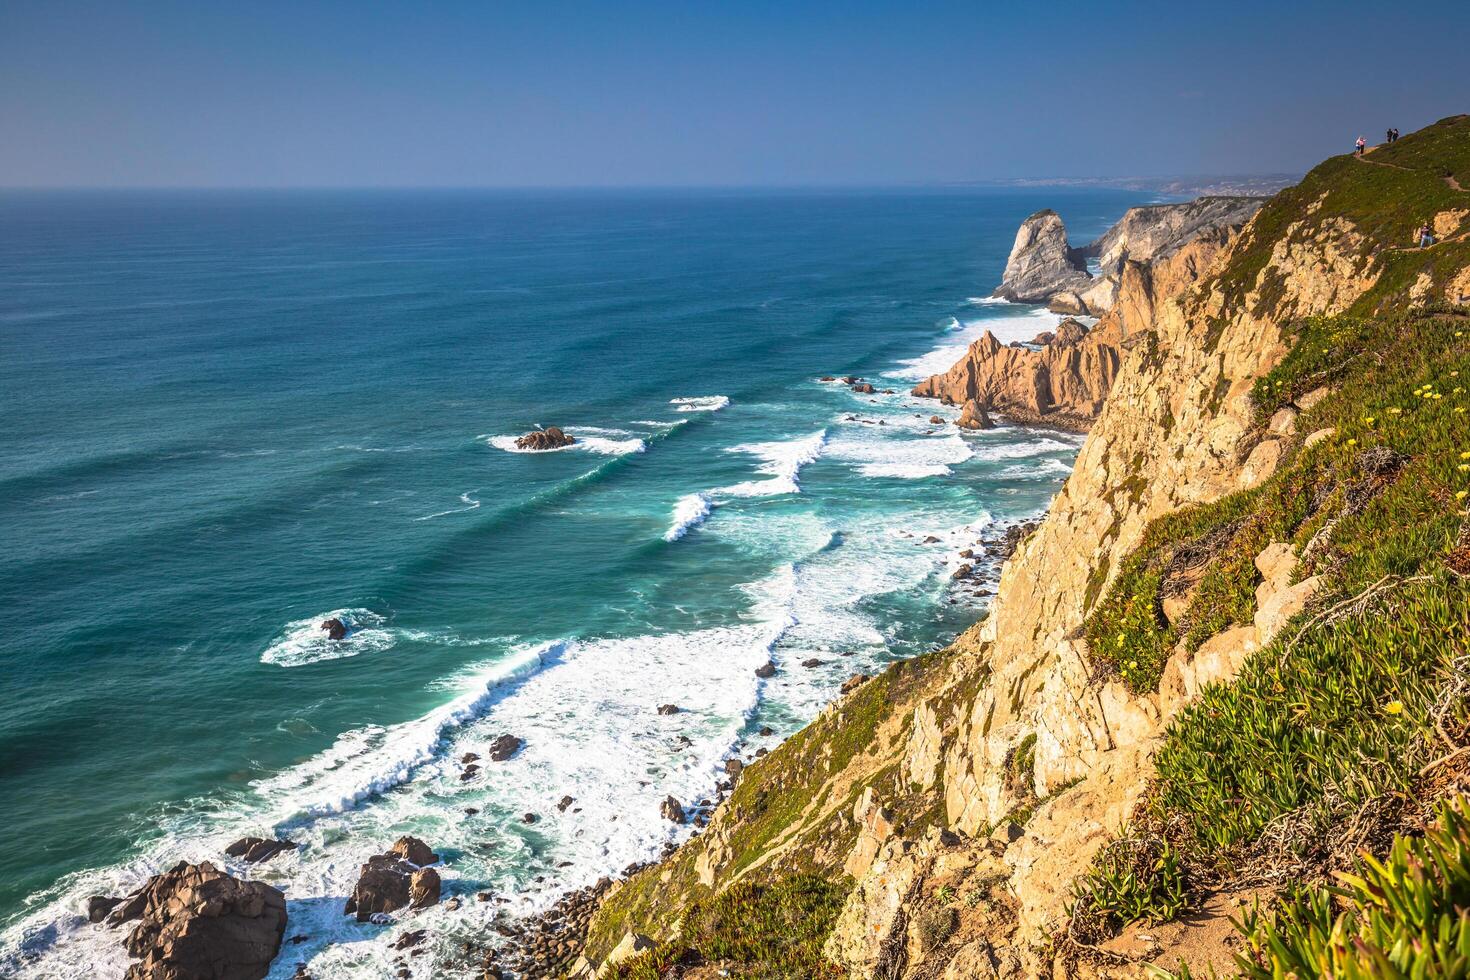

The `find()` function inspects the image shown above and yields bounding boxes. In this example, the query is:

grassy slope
[1072,116,1470,971]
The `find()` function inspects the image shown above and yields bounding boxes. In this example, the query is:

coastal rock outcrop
[916,208,1247,429]
[993,209,1091,304]
[223,837,297,865]
[106,861,286,980]
[1086,195,1269,277]
[994,197,1267,317]
[515,426,575,451]
[909,324,1121,431]
[343,837,441,922]
[319,618,347,641]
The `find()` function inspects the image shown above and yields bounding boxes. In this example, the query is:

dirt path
[1355,148,1465,193]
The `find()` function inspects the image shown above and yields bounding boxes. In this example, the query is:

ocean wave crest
[669,395,730,413]
[720,430,827,497]
[664,492,713,542]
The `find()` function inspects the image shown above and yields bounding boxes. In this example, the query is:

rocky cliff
[992,209,1094,305]
[578,114,1470,980]
[1085,196,1269,277]
[915,213,1241,430]
[995,197,1267,318]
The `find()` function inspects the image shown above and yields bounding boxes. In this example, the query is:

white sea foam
[889,306,1063,382]
[719,430,827,497]
[415,490,482,521]
[670,395,730,413]
[970,436,1081,461]
[485,426,647,456]
[964,296,1013,306]
[260,609,395,667]
[251,643,555,819]
[664,492,713,542]
[859,462,954,479]
[826,429,974,479]
[1000,458,1075,479]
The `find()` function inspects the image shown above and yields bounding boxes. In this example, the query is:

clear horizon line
[0,173,1301,193]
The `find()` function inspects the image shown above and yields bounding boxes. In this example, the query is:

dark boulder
[487,735,523,761]
[344,854,440,922]
[107,861,286,980]
[390,837,438,867]
[754,661,776,679]
[320,618,348,641]
[660,796,684,823]
[514,427,575,451]
[841,673,871,695]
[87,895,122,923]
[556,795,575,812]
[656,704,680,716]
[851,383,876,394]
[223,837,298,865]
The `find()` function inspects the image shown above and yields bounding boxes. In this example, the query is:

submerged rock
[754,661,777,679]
[106,861,286,980]
[319,618,347,641]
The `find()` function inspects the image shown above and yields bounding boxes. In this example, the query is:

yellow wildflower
[1385,701,1404,715]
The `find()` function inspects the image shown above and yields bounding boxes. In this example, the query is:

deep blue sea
[0,187,1142,977]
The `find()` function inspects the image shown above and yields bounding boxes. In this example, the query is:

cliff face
[915,222,1239,430]
[992,209,1092,304]
[581,115,1470,980]
[994,198,1266,318]
[1086,196,1269,276]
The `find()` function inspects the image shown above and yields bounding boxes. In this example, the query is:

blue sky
[1,0,1466,187]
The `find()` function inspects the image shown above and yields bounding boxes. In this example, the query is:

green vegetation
[1075,303,1470,933]
[1233,795,1470,979]
[1206,114,1469,339]
[1075,833,1189,928]
[1086,304,1470,694]
[602,874,848,980]
[1151,795,1470,979]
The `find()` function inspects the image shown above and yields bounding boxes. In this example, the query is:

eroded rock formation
[106,862,286,980]
[993,209,1091,304]
[917,214,1246,429]
[343,836,441,922]
[995,197,1267,317]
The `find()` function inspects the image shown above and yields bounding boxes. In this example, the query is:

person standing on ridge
[1419,223,1436,249]
[1356,135,1367,156]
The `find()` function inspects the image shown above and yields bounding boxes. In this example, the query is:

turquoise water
[0,188,1140,976]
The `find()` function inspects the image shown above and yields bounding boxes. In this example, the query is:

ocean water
[0,187,1143,977]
